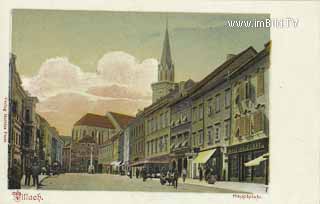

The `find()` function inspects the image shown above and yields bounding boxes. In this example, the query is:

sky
[11,10,270,135]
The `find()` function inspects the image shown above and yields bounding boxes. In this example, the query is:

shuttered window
[257,72,264,96]
[244,116,250,136]
[234,118,240,137]
[239,82,245,100]
[253,111,265,132]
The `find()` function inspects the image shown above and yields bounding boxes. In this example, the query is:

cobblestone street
[39,173,242,193]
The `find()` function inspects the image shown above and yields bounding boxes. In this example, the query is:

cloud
[22,51,158,135]
[22,51,157,100]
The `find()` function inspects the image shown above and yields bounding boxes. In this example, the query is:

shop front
[227,138,268,184]
[192,147,223,180]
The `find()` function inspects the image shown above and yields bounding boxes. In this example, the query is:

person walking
[182,168,187,183]
[173,169,179,189]
[129,168,133,179]
[31,159,40,188]
[136,168,140,179]
[24,164,31,186]
[199,166,203,182]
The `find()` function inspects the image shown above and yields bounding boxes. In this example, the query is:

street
[39,173,242,193]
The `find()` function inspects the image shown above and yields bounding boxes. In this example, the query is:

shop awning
[181,140,188,147]
[111,161,122,166]
[175,142,182,149]
[193,149,216,164]
[244,153,269,167]
[170,143,175,150]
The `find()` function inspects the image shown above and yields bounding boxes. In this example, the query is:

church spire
[160,19,173,70]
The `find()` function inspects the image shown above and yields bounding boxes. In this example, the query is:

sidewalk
[182,178,267,194]
[21,175,49,190]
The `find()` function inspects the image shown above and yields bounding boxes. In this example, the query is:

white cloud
[22,51,158,102]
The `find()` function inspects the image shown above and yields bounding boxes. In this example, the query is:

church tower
[151,20,176,103]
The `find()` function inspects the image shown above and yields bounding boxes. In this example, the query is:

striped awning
[245,153,269,167]
[193,149,216,164]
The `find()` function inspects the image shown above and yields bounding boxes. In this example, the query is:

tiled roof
[74,113,114,129]
[109,112,135,129]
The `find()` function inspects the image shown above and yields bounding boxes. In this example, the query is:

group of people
[198,166,217,184]
[127,167,148,181]
[24,158,41,188]
[8,157,42,189]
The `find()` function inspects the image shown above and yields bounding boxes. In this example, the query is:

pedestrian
[129,168,132,179]
[136,168,140,179]
[173,169,179,189]
[8,159,22,189]
[199,166,203,182]
[142,168,147,182]
[182,168,187,183]
[24,164,31,186]
[31,160,40,188]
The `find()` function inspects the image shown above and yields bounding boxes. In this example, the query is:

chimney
[226,54,236,60]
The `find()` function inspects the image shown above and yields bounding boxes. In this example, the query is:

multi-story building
[62,144,71,172]
[39,115,53,165]
[51,129,64,165]
[23,96,39,169]
[189,46,257,180]
[122,123,132,174]
[8,54,27,169]
[168,80,195,177]
[227,42,270,184]
[128,112,145,175]
[143,98,171,172]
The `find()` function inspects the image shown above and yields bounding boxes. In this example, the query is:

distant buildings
[9,54,63,188]
[70,112,134,173]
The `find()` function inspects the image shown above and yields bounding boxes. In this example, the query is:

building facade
[8,54,27,170]
[70,136,99,173]
[227,42,270,184]
[168,80,195,177]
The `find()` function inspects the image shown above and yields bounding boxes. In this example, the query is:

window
[159,137,163,152]
[215,124,220,141]
[160,114,163,129]
[192,132,196,146]
[164,136,168,151]
[257,71,264,97]
[215,95,220,113]
[199,130,204,145]
[199,104,203,119]
[225,89,231,108]
[192,107,198,121]
[253,111,265,133]
[207,127,213,145]
[224,120,231,139]
[155,139,158,153]
[245,80,251,99]
[207,98,213,115]
[26,109,31,122]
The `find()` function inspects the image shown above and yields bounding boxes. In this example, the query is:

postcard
[0,1,319,204]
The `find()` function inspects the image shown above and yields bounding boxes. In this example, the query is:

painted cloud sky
[12,10,270,135]
[21,52,157,135]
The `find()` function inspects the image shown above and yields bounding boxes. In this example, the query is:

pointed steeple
[160,19,173,70]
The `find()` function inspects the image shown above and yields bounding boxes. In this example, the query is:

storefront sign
[227,139,268,154]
